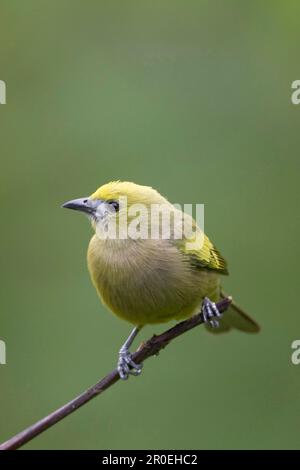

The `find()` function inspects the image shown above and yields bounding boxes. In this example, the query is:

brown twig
[0,297,232,451]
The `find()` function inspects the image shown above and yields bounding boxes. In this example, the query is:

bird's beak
[62,197,101,215]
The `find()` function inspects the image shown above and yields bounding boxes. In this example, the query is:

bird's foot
[117,347,143,380]
[202,297,223,328]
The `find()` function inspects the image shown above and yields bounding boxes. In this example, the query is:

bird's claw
[202,297,222,328]
[117,349,143,380]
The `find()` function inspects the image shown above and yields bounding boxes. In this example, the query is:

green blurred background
[0,0,299,450]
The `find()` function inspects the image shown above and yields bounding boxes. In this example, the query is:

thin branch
[0,297,232,451]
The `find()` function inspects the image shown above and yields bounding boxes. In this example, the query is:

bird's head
[62,181,169,239]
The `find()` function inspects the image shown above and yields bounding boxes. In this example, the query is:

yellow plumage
[63,181,259,378]
[86,181,258,331]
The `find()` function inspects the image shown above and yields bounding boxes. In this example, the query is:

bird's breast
[87,235,219,325]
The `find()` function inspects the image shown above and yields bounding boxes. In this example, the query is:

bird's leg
[118,326,143,380]
[202,297,223,328]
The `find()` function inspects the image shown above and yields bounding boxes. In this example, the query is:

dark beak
[62,197,100,215]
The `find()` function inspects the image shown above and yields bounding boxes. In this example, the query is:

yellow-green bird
[63,181,259,379]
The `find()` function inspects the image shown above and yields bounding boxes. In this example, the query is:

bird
[62,181,259,379]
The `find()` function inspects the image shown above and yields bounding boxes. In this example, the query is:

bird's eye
[109,200,119,212]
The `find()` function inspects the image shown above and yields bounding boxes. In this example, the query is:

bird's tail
[205,290,260,334]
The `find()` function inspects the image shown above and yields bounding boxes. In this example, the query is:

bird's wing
[173,213,259,333]
[175,221,228,275]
